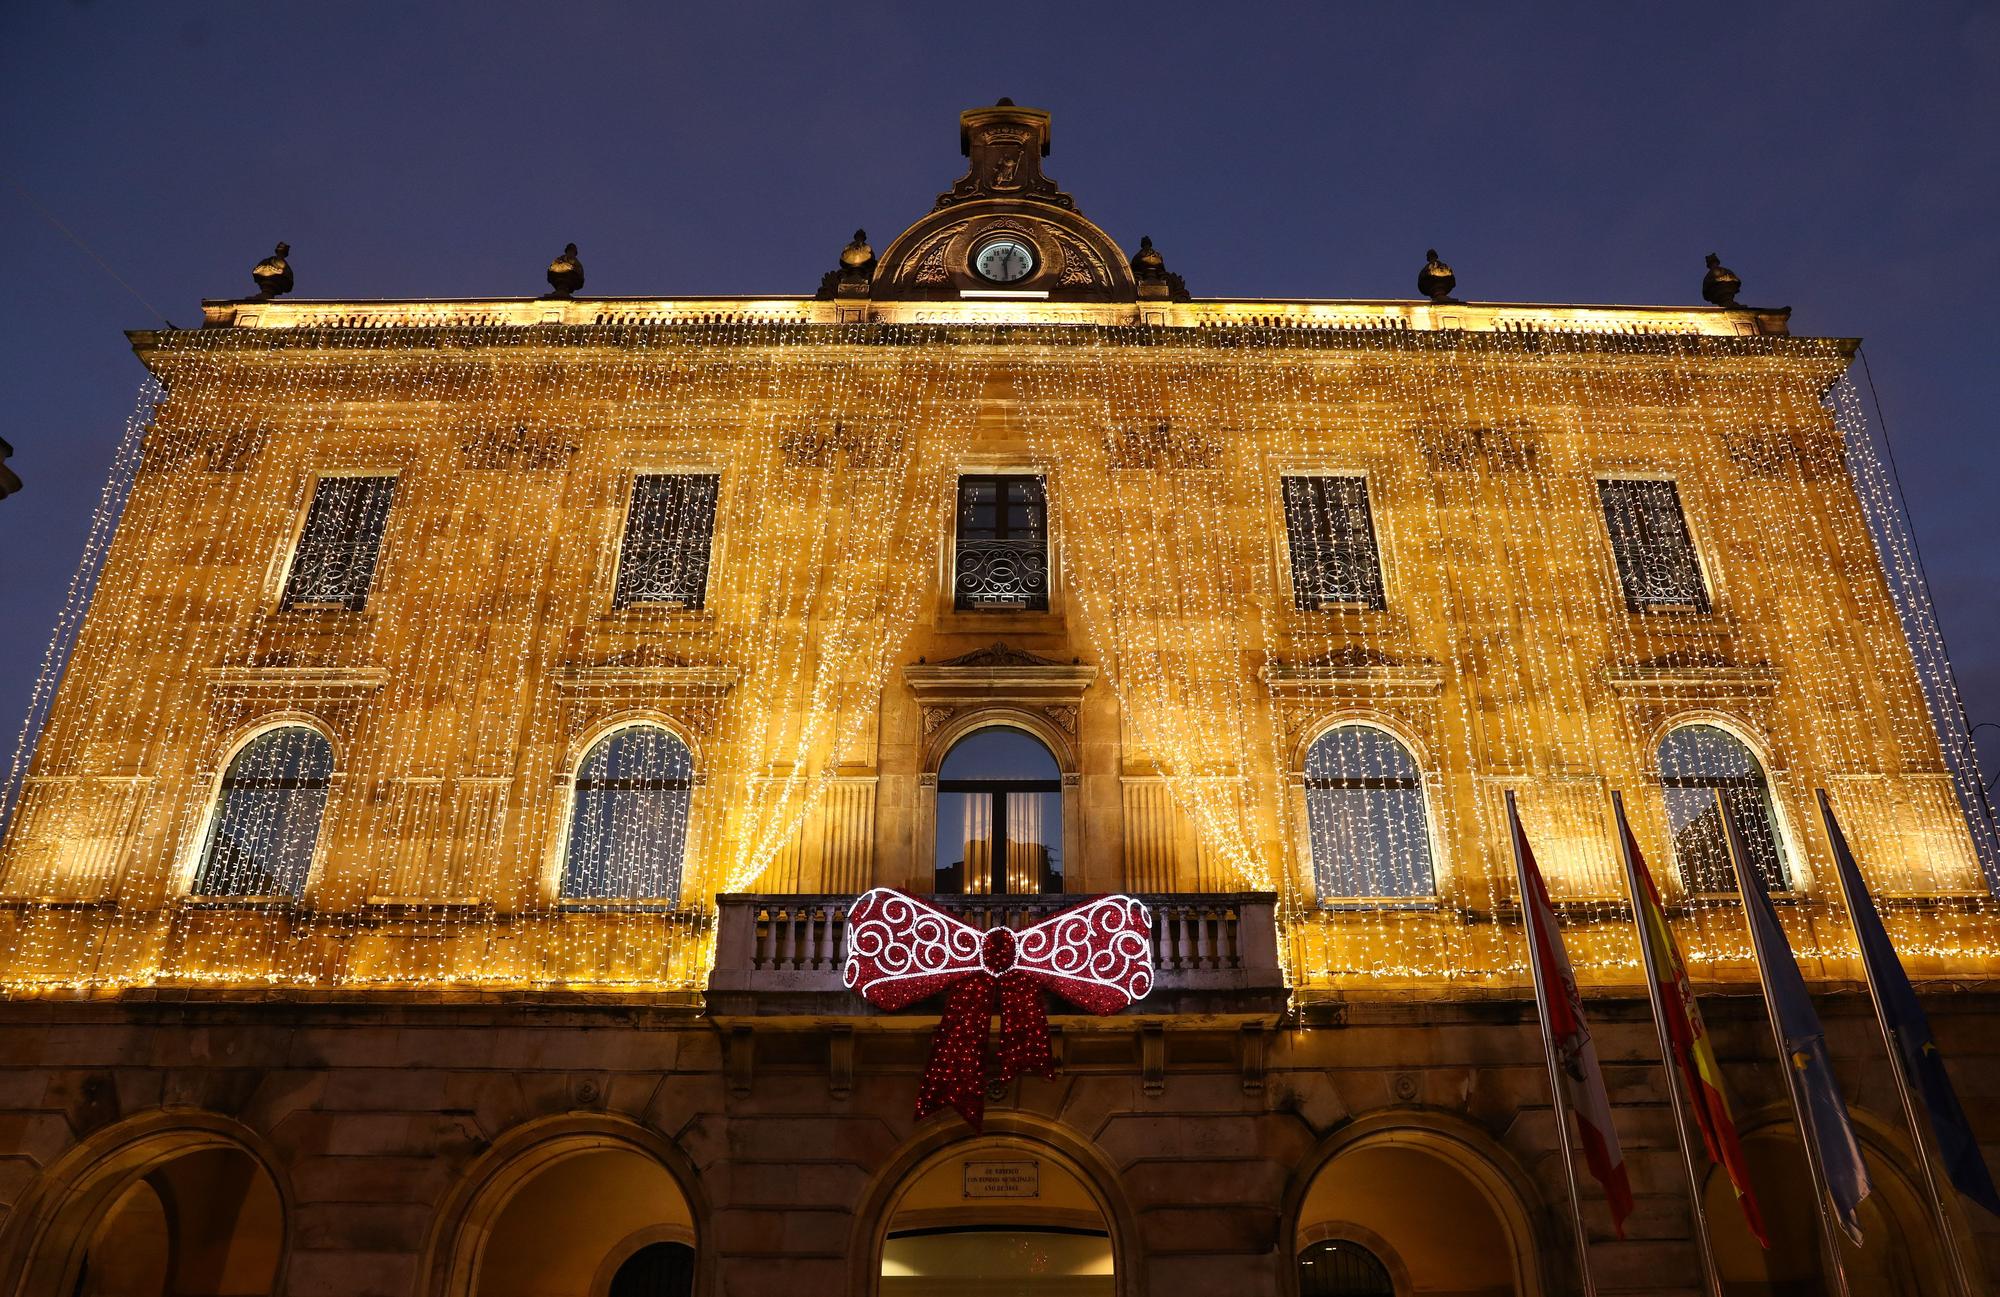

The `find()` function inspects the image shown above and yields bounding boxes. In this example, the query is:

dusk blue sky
[3,4,1996,792]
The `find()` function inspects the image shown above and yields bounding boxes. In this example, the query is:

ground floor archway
[876,1134,1119,1297]
[1705,1121,1953,1297]
[1290,1115,1544,1297]
[0,1116,286,1297]
[430,1119,702,1297]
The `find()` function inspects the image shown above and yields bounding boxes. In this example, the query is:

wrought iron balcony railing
[708,891,1283,1018]
[952,539,1050,610]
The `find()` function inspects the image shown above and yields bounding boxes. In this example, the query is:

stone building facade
[0,102,1994,1296]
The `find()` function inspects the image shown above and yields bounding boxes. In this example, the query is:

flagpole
[1611,791,1724,1297]
[1506,790,1601,1297]
[1717,789,1853,1297]
[1816,789,1976,1297]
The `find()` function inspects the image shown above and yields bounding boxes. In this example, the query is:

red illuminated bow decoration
[842,888,1154,1130]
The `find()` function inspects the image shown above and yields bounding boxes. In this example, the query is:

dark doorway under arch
[607,1241,694,1297]
[1298,1238,1395,1297]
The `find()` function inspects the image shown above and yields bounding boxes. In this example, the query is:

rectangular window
[614,473,720,609]
[1281,474,1385,610]
[281,474,396,610]
[1597,478,1709,612]
[953,474,1049,611]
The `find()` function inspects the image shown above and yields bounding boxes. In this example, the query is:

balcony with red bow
[706,891,1285,1022]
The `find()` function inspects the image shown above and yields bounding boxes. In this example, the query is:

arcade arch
[0,1117,286,1297]
[1704,1120,1958,1296]
[861,1125,1133,1297]
[428,1119,703,1297]
[1288,1115,1543,1297]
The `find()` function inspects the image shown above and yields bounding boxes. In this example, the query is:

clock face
[973,239,1036,284]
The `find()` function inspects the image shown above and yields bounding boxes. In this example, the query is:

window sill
[596,604,716,625]
[1314,898,1440,913]
[555,899,692,915]
[176,895,302,911]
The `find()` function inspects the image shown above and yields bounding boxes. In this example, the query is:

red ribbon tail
[995,971,1055,1085]
[916,976,995,1131]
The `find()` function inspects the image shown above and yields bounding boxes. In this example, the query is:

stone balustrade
[707,891,1285,1020]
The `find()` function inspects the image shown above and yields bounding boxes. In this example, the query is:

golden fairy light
[0,315,1990,996]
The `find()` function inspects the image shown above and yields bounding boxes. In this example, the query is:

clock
[973,239,1036,284]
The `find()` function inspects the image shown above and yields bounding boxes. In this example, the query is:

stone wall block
[1122,1156,1290,1209]
[713,1159,871,1211]
[716,1256,848,1297]
[645,1075,726,1147]
[1141,1251,1284,1297]
[288,1152,460,1207]
[292,1199,433,1252]
[280,1246,417,1297]
[1134,1203,1281,1256]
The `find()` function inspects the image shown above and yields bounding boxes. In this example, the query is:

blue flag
[1724,803,1873,1244]
[1821,793,2000,1218]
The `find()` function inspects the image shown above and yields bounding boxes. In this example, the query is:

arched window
[1659,724,1790,893]
[562,726,694,903]
[1305,724,1436,903]
[1298,1239,1395,1297]
[193,726,333,899]
[935,727,1062,895]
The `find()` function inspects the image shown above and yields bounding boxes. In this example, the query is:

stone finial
[1418,249,1457,304]
[1131,235,1166,282]
[1701,252,1742,309]
[1130,236,1188,302]
[839,229,875,273]
[546,243,585,299]
[821,229,875,300]
[251,242,293,299]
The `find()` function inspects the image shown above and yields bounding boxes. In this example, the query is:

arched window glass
[1659,724,1790,893]
[607,1242,695,1297]
[935,727,1062,895]
[1298,1239,1395,1297]
[562,726,694,903]
[193,726,333,900]
[1305,724,1435,903]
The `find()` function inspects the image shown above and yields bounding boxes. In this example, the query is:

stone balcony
[706,892,1286,1023]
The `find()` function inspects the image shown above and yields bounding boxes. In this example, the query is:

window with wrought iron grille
[614,473,719,609]
[1597,478,1709,612]
[953,474,1049,611]
[280,475,396,610]
[1281,475,1385,610]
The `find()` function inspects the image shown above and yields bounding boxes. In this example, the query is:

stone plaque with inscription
[962,1160,1040,1199]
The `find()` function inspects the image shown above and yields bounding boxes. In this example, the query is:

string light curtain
[0,323,979,991]
[0,320,1993,994]
[1013,325,1997,986]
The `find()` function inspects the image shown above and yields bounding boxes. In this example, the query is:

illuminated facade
[0,101,1993,1296]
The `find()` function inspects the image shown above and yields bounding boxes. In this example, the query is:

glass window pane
[1658,725,1788,892]
[1599,479,1708,612]
[562,727,694,902]
[614,474,719,609]
[1305,726,1434,902]
[282,475,396,609]
[955,475,1049,610]
[1006,791,1062,892]
[934,727,1062,896]
[1283,475,1385,610]
[193,727,333,899]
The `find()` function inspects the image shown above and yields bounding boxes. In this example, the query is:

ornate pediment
[934,101,1074,211]
[864,102,1144,304]
[935,641,1065,668]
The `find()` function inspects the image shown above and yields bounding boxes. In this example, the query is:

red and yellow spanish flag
[1615,802,1768,1246]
